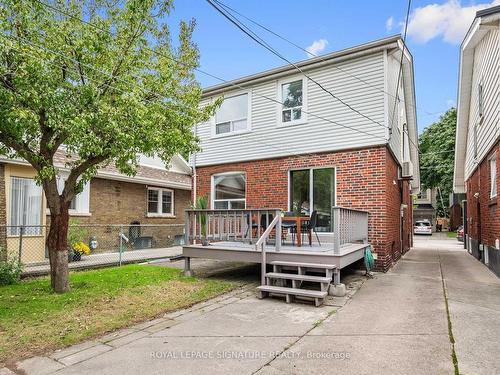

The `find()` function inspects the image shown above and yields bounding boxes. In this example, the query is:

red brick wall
[466,140,500,247]
[195,145,410,271]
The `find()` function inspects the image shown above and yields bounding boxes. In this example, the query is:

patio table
[283,216,310,247]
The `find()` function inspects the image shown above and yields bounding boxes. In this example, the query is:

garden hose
[364,246,374,276]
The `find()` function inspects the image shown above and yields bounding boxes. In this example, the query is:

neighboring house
[413,188,438,228]
[453,6,500,276]
[449,192,466,231]
[191,35,420,271]
[0,151,192,263]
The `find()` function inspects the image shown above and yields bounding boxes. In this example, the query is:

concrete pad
[449,300,500,375]
[99,329,138,344]
[53,336,297,375]
[153,296,332,338]
[267,334,453,375]
[143,319,179,333]
[390,259,442,279]
[445,278,500,311]
[0,368,16,375]
[50,340,101,360]
[106,331,150,348]
[16,356,65,375]
[58,344,113,366]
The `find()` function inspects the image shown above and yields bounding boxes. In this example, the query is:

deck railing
[255,214,281,285]
[184,209,282,246]
[332,206,369,253]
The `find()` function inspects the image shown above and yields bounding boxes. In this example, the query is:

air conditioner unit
[402,161,414,177]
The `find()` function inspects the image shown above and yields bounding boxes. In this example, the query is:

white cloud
[305,39,328,57]
[407,0,500,44]
[386,16,394,32]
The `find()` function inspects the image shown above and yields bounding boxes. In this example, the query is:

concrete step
[265,272,331,283]
[257,285,327,298]
[270,261,336,270]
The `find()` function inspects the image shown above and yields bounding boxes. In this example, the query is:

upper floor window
[478,83,484,118]
[280,79,304,124]
[147,187,174,216]
[490,155,497,198]
[215,93,249,135]
[212,173,246,209]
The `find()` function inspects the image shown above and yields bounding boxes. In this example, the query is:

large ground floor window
[8,176,43,235]
[212,173,246,209]
[290,168,335,232]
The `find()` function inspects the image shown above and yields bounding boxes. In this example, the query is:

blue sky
[168,0,499,133]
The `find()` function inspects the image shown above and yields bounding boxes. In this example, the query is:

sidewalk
[6,235,500,374]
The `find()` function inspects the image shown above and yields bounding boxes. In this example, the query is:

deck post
[332,207,341,254]
[333,268,340,285]
[184,211,190,245]
[275,209,281,251]
[184,257,193,277]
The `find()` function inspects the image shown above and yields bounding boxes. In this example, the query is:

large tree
[0,0,216,292]
[419,108,457,216]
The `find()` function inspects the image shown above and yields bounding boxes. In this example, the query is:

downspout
[192,123,197,205]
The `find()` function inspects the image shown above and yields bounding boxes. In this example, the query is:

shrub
[0,257,23,286]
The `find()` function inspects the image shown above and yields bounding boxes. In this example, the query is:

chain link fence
[0,224,185,276]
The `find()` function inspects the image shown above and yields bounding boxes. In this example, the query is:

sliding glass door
[289,168,335,232]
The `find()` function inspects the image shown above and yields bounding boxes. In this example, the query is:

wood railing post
[184,211,190,245]
[332,206,341,254]
[275,209,282,251]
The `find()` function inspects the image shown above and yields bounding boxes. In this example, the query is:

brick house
[453,5,500,277]
[0,151,192,263]
[190,35,420,272]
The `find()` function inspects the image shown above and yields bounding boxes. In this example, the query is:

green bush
[0,257,23,286]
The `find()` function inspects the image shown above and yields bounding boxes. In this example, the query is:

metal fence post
[18,225,25,264]
[119,225,123,267]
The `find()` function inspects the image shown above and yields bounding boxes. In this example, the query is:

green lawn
[0,264,237,365]
[447,231,457,238]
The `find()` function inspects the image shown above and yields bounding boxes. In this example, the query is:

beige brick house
[0,151,192,263]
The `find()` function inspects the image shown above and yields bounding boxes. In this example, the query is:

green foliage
[0,0,218,198]
[419,108,457,216]
[0,257,23,285]
[195,195,208,237]
[67,219,90,248]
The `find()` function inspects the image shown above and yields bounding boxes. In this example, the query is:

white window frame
[211,172,246,209]
[211,91,252,138]
[277,76,307,126]
[287,166,337,233]
[8,176,43,236]
[490,154,497,198]
[147,187,175,217]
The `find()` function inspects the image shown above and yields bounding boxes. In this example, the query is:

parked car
[457,225,464,242]
[414,220,432,235]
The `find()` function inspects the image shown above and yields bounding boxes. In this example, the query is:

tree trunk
[47,204,70,293]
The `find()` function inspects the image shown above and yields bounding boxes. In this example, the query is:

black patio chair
[281,211,297,245]
[302,210,321,246]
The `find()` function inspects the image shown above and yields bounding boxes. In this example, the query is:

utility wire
[213,0,445,118]
[206,0,390,132]
[30,0,388,143]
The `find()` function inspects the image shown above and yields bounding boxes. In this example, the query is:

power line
[29,0,388,143]
[206,0,390,132]
[212,0,445,118]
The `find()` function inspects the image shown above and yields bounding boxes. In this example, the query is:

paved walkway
[6,235,500,374]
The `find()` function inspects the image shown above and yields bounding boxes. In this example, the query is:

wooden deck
[182,241,368,270]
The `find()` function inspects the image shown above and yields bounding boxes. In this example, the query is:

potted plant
[72,241,91,261]
[195,196,209,246]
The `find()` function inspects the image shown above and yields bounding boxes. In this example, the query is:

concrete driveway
[7,234,500,374]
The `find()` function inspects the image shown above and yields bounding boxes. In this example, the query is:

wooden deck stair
[257,261,336,307]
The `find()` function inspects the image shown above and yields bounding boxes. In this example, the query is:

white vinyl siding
[465,27,500,179]
[196,52,386,166]
[8,177,43,235]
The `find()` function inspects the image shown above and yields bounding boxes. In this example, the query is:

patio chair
[281,211,297,245]
[302,210,321,246]
[244,212,274,242]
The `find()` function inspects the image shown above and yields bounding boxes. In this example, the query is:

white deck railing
[184,208,282,246]
[255,214,281,285]
[332,206,369,253]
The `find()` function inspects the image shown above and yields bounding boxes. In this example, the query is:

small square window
[147,188,174,215]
